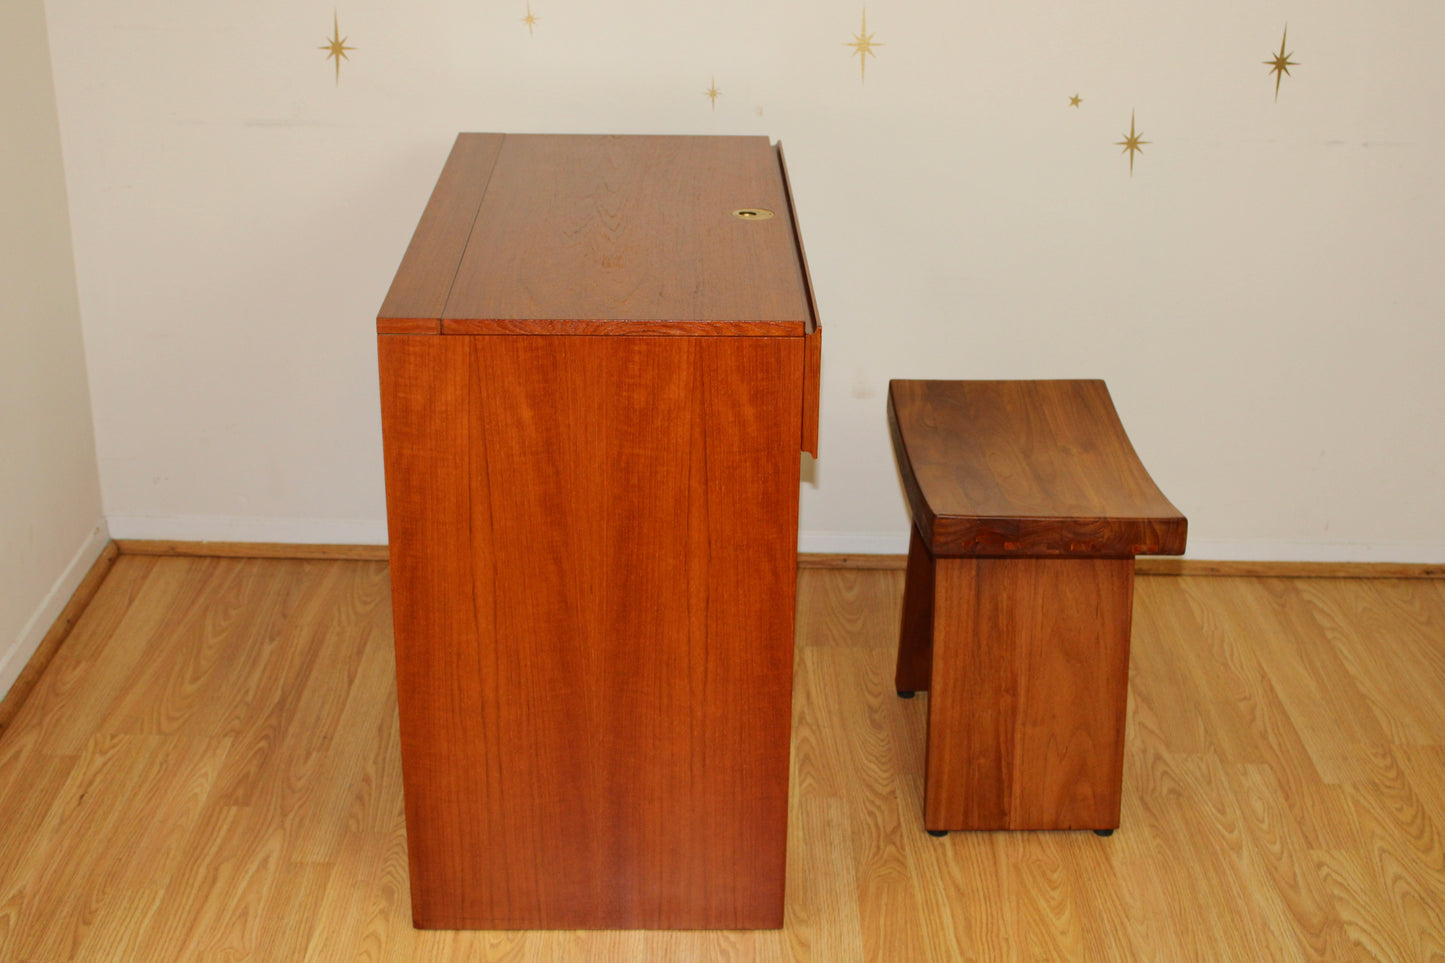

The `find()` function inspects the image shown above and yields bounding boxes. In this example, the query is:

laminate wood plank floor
[1,557,1443,961]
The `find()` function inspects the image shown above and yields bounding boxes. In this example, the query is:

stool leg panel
[895,524,936,694]
[1008,558,1134,830]
[920,557,1136,832]
[924,558,1015,831]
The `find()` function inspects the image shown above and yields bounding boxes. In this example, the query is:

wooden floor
[1,557,1443,961]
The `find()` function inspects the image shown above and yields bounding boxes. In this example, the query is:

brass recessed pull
[732,208,775,220]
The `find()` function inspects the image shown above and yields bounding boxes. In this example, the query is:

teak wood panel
[892,524,934,695]
[920,556,1135,832]
[801,327,821,457]
[377,134,505,334]
[887,380,1186,558]
[439,135,813,332]
[379,333,803,929]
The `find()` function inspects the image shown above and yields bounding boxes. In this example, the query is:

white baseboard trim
[1178,540,1443,565]
[100,517,1444,566]
[798,531,910,555]
[0,520,111,699]
[105,514,390,546]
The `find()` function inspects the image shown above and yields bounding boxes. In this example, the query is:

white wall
[1,0,107,698]
[45,0,1445,562]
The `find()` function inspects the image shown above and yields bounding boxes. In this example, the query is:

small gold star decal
[319,11,354,86]
[1264,26,1298,101]
[845,8,883,83]
[1116,110,1149,176]
[1069,94,1082,108]
[522,2,539,37]
[705,77,721,111]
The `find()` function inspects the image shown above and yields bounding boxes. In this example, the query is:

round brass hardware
[731,208,775,220]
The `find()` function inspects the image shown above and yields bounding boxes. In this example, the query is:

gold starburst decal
[1069,94,1082,108]
[1116,111,1149,176]
[522,2,539,37]
[705,77,722,110]
[845,8,883,82]
[319,11,354,85]
[1264,26,1298,101]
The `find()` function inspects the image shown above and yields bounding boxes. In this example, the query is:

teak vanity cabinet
[377,133,821,930]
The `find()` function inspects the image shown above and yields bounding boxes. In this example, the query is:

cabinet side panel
[471,335,703,927]
[378,335,496,926]
[383,333,804,929]
[461,335,803,928]
[696,336,804,927]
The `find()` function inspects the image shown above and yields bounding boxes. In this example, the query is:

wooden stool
[887,380,1186,835]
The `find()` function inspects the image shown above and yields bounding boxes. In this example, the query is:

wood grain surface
[377,133,505,334]
[924,557,1135,831]
[439,134,813,332]
[0,542,118,735]
[892,525,934,696]
[373,133,821,928]
[115,540,391,561]
[773,144,819,338]
[802,327,822,457]
[1,563,1443,959]
[439,317,802,336]
[887,380,1187,558]
[380,333,802,929]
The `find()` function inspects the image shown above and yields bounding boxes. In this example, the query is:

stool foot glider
[888,380,1186,835]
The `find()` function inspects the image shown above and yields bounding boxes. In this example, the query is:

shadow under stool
[887,379,1187,836]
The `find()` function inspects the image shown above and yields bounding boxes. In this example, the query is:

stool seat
[888,378,1186,834]
[888,379,1186,558]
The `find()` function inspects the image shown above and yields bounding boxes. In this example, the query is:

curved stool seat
[888,379,1186,834]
